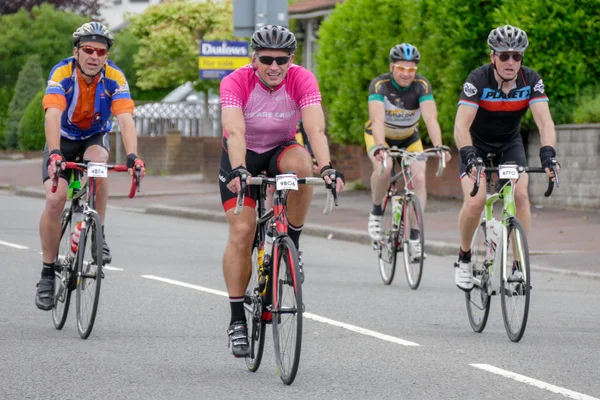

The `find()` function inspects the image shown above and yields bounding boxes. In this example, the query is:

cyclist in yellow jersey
[366,44,451,252]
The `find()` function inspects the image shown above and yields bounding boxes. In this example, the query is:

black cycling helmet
[487,25,528,53]
[389,43,420,64]
[251,24,297,53]
[73,22,115,49]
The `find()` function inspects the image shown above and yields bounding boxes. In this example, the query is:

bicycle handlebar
[51,161,142,198]
[379,146,450,177]
[233,176,337,216]
[470,162,559,198]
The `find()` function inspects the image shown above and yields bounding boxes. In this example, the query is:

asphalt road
[1,193,598,400]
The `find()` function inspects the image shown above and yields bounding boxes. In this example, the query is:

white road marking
[104,266,124,271]
[0,240,28,250]
[141,275,420,347]
[471,364,599,400]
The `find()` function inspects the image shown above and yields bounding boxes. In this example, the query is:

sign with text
[198,40,250,80]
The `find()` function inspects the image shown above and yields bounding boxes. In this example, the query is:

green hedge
[6,54,45,149]
[316,0,600,145]
[18,90,46,151]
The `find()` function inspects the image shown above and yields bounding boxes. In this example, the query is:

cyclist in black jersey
[453,25,560,291]
[366,43,451,251]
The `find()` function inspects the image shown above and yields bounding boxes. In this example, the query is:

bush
[18,90,46,151]
[315,0,600,145]
[572,88,600,123]
[0,87,13,149]
[6,54,45,149]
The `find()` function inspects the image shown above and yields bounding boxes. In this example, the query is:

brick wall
[527,123,600,210]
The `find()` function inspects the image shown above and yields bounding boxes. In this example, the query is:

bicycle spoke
[245,238,266,372]
[402,195,424,290]
[501,218,530,342]
[53,209,73,330]
[377,195,397,285]
[466,222,491,333]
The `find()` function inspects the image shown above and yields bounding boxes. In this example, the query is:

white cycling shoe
[368,213,383,241]
[454,260,474,291]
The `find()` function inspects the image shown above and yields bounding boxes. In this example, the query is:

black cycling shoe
[35,277,55,311]
[91,234,112,265]
[227,321,250,358]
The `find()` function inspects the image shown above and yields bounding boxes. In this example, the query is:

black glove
[126,153,144,169]
[459,146,479,174]
[226,165,250,185]
[320,164,345,189]
[47,149,64,167]
[539,146,558,170]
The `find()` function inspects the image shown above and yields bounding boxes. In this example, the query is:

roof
[288,0,343,14]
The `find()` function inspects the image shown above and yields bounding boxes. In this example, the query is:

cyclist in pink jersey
[219,25,345,358]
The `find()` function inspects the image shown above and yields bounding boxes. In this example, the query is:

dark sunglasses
[257,55,291,66]
[80,45,108,57]
[496,53,523,62]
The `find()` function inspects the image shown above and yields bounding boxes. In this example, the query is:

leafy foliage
[6,55,45,149]
[0,0,101,19]
[127,0,234,93]
[18,90,46,151]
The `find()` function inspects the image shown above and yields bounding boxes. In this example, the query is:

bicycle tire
[272,235,302,385]
[466,221,491,333]
[245,236,266,372]
[53,208,73,330]
[75,212,103,339]
[402,194,424,290]
[501,217,530,342]
[377,194,398,285]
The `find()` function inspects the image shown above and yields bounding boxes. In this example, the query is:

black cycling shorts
[42,132,110,183]
[458,138,527,178]
[219,137,309,212]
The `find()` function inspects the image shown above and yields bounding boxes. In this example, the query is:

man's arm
[116,113,138,155]
[301,105,330,170]
[420,100,443,147]
[530,101,556,148]
[221,107,246,169]
[44,108,63,151]
[453,105,478,149]
[368,101,387,150]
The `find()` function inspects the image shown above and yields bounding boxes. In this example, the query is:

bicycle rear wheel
[402,194,424,289]
[53,208,73,330]
[244,235,266,372]
[377,194,398,285]
[272,235,302,385]
[75,212,103,339]
[466,221,491,333]
[501,217,530,342]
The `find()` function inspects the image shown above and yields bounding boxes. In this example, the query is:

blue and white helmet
[389,43,420,64]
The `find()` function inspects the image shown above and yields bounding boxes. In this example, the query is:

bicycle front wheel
[53,208,73,330]
[244,236,266,372]
[501,217,530,342]
[466,221,491,333]
[272,235,302,385]
[402,194,424,290]
[75,212,103,339]
[377,194,398,285]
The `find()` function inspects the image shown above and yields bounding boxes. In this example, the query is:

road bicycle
[465,154,559,342]
[51,159,140,339]
[235,172,337,385]
[374,146,449,289]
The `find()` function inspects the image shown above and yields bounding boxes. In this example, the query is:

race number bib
[498,165,519,180]
[87,162,108,178]
[276,173,299,191]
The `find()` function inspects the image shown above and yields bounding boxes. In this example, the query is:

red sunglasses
[80,45,108,57]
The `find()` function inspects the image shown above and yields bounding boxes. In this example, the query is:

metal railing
[114,100,222,137]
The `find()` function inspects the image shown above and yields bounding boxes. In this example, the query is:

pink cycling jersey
[220,64,322,154]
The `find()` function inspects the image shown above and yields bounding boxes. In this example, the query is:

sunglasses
[496,53,523,62]
[80,45,108,57]
[257,55,291,66]
[393,64,418,73]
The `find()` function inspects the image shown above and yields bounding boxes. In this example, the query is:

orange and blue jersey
[43,57,135,141]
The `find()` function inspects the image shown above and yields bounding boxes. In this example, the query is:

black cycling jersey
[367,73,434,140]
[458,64,548,148]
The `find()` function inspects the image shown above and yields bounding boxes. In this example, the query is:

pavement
[1,157,599,279]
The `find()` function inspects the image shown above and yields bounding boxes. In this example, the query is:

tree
[6,55,45,149]
[18,90,46,151]
[0,0,101,19]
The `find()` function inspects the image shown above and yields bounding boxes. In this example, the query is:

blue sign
[199,40,250,80]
